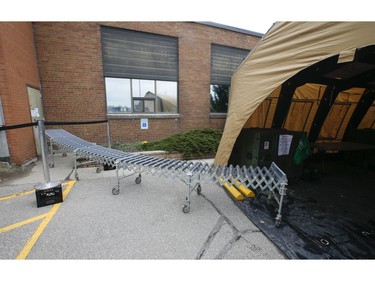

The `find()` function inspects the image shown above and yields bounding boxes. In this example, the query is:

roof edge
[195,21,264,38]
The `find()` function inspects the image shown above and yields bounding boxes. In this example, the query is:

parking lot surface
[0,153,286,260]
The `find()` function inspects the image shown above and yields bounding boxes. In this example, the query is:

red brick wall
[0,22,40,165]
[33,22,260,144]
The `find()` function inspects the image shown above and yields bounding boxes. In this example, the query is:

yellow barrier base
[219,178,256,201]
[232,180,256,198]
[219,178,244,201]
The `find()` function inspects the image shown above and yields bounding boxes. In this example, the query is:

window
[101,26,178,114]
[210,44,249,113]
[106,78,131,113]
[210,85,230,113]
[105,78,178,114]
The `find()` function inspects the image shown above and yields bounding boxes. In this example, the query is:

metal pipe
[37,119,51,183]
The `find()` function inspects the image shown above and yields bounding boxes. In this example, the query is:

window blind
[102,26,178,81]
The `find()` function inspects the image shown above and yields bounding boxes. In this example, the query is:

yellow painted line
[16,180,76,260]
[0,213,47,234]
[0,182,69,202]
[0,190,35,201]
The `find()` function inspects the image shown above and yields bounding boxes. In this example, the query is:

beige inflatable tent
[215,22,375,165]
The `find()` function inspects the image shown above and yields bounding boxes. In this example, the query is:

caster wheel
[96,167,102,173]
[62,153,67,157]
[49,163,54,168]
[135,177,142,184]
[75,175,79,181]
[112,188,120,195]
[196,185,202,195]
[182,204,190,214]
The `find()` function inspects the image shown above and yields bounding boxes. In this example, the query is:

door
[27,87,44,156]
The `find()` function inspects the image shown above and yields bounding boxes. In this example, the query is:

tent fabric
[214,22,375,165]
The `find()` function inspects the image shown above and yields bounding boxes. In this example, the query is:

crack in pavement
[197,193,260,259]
[195,216,225,259]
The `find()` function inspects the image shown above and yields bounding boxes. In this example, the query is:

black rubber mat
[233,162,375,259]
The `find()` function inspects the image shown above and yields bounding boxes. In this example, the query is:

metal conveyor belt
[46,129,288,226]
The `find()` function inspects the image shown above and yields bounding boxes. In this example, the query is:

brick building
[0,22,41,165]
[0,22,262,165]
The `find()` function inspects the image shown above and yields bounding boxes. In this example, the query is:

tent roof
[215,22,375,165]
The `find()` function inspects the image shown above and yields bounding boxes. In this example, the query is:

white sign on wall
[278,134,293,156]
[31,108,40,118]
[140,118,148,130]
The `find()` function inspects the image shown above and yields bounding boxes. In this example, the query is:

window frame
[132,97,156,113]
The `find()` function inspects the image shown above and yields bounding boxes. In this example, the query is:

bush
[113,128,223,159]
[142,128,223,159]
[112,142,143,152]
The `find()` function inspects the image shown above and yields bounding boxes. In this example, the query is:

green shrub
[142,128,223,159]
[113,128,223,159]
[112,142,143,152]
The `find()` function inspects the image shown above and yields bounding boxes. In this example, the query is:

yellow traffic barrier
[232,180,255,198]
[219,178,245,201]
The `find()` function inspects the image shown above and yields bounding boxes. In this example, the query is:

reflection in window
[105,78,178,114]
[156,81,178,113]
[132,80,155,98]
[106,78,131,113]
[210,84,229,113]
[133,99,144,112]
[133,98,156,113]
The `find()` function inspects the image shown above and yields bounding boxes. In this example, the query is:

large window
[210,44,249,113]
[101,26,178,114]
[106,78,178,114]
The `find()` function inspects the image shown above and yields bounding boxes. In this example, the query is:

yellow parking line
[0,190,35,201]
[15,180,77,260]
[0,213,47,234]
[0,182,69,202]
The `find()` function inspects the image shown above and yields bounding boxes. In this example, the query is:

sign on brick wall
[141,119,148,130]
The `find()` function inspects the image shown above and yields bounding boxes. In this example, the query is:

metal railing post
[35,120,62,208]
[37,119,50,183]
[106,120,111,148]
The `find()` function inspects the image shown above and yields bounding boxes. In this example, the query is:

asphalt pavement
[2,152,371,281]
[0,152,286,260]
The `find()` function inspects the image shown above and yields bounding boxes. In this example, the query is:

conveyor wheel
[275,219,281,228]
[182,204,190,213]
[96,167,102,173]
[112,187,119,195]
[49,163,54,168]
[135,176,142,184]
[75,175,79,181]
